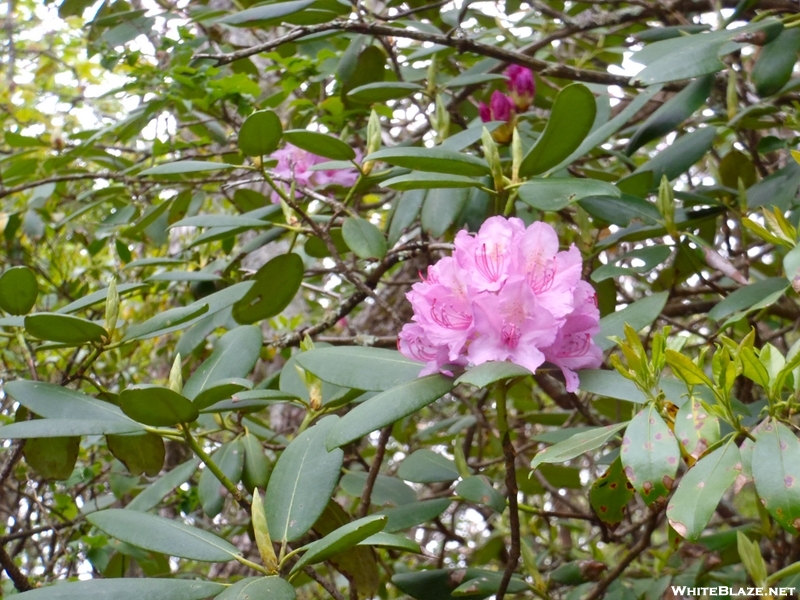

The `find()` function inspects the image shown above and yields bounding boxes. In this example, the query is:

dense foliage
[2,0,800,598]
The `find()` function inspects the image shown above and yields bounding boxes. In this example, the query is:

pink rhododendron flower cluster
[398,216,602,391]
[269,144,361,203]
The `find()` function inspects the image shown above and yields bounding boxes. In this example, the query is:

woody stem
[495,381,520,600]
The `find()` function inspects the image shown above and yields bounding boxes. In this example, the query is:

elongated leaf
[597,292,669,350]
[214,577,295,600]
[266,416,344,542]
[138,161,236,176]
[87,509,240,561]
[184,326,263,400]
[753,29,800,97]
[290,514,387,573]
[119,386,199,426]
[57,283,149,314]
[0,419,142,438]
[348,81,424,103]
[282,129,355,161]
[366,147,490,177]
[127,458,200,512]
[238,110,282,157]
[215,0,315,25]
[339,472,416,506]
[198,439,245,518]
[518,178,621,212]
[296,346,424,391]
[342,217,387,259]
[25,313,107,345]
[674,398,720,464]
[398,449,459,483]
[392,568,527,600]
[531,422,627,470]
[170,215,273,229]
[635,127,716,182]
[590,457,635,526]
[752,420,800,534]
[621,405,680,506]
[708,277,789,322]
[381,172,482,191]
[455,476,506,513]
[232,254,304,325]
[519,84,596,177]
[420,187,470,237]
[667,441,741,540]
[13,579,224,600]
[456,361,531,388]
[326,375,453,450]
[358,532,421,553]
[0,266,38,314]
[5,380,134,423]
[378,498,451,533]
[193,378,252,411]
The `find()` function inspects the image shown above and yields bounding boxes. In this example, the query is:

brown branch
[303,566,346,600]
[496,430,520,600]
[0,544,32,592]
[357,426,392,518]
[195,21,639,88]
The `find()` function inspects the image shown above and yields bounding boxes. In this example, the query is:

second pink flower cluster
[398,217,603,391]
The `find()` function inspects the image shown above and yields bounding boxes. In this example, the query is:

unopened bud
[726,68,738,122]
[657,175,676,238]
[169,353,183,394]
[481,127,504,193]
[104,278,119,339]
[435,94,450,144]
[363,110,382,175]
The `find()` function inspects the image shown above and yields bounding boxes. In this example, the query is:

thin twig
[357,426,392,519]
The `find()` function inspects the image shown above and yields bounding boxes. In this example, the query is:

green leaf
[674,398,720,463]
[326,375,454,450]
[420,187,470,238]
[398,449,459,483]
[295,346,424,392]
[11,580,224,600]
[339,471,416,506]
[200,389,300,413]
[381,172,483,191]
[366,147,490,177]
[147,271,221,283]
[626,75,714,155]
[107,432,165,476]
[290,514,387,574]
[348,81,424,103]
[531,422,628,470]
[57,283,149,314]
[455,476,506,513]
[127,458,200,512]
[183,326,263,400]
[138,160,236,176]
[753,29,800,97]
[752,420,800,534]
[392,568,527,600]
[87,509,240,561]
[341,217,387,259]
[119,386,199,426]
[590,457,635,526]
[126,304,212,343]
[707,277,789,322]
[282,129,355,161]
[214,577,295,600]
[357,532,421,553]
[193,378,253,411]
[591,245,672,282]
[621,405,680,506]
[215,0,315,26]
[232,254,304,325]
[170,215,274,229]
[241,431,271,492]
[238,110,282,157]
[634,41,726,85]
[519,84,596,177]
[667,441,741,540]
[737,532,768,588]
[23,436,79,480]
[597,292,669,351]
[198,439,245,518]
[455,361,531,388]
[25,313,107,345]
[0,419,142,438]
[378,498,452,533]
[634,127,716,182]
[5,380,136,424]
[266,416,344,542]
[0,266,38,314]
[517,178,621,212]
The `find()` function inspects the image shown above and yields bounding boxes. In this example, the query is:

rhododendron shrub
[399,217,602,391]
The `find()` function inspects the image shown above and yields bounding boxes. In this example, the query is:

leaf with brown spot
[752,419,800,534]
[621,405,680,507]
[590,457,634,526]
[674,398,719,466]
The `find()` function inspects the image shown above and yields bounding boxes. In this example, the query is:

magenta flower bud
[479,102,492,123]
[505,65,535,111]
[489,90,514,122]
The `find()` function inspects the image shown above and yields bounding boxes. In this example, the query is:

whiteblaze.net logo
[670,586,796,597]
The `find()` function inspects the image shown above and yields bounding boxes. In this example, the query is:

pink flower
[505,65,535,111]
[397,217,603,390]
[269,144,361,202]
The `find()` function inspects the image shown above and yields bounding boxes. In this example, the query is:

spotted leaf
[674,397,720,466]
[621,405,680,507]
[589,457,634,526]
[752,419,800,534]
